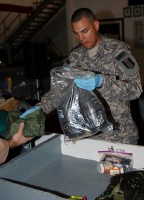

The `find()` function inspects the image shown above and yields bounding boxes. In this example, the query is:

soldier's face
[71,16,100,49]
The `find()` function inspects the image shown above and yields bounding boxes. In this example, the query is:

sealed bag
[57,83,113,141]
[50,65,113,141]
[97,150,133,176]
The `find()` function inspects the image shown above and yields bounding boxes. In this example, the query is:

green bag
[6,109,46,140]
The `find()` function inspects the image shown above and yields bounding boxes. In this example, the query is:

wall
[0,1,33,43]
[65,0,144,85]
[0,0,33,20]
[0,0,33,6]
[124,14,144,85]
[0,1,68,58]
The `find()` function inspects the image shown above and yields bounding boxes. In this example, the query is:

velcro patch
[115,51,139,76]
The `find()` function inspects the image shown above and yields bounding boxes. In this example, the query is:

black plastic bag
[57,82,113,141]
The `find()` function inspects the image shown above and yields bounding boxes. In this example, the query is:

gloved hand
[74,74,103,91]
[20,105,40,118]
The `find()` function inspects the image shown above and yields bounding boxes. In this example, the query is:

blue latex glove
[20,105,40,118]
[74,74,103,91]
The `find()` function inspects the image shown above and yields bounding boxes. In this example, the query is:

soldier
[0,8,142,163]
[38,7,142,144]
[68,8,143,144]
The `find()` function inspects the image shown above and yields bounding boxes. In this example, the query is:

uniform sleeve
[100,72,142,101]
[99,51,143,101]
[37,91,56,114]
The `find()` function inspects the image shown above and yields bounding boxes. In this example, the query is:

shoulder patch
[115,51,139,76]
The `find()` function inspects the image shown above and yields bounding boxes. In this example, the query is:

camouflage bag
[96,171,144,200]
[6,109,46,140]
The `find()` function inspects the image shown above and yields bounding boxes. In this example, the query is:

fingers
[8,123,33,149]
[12,122,33,147]
[8,123,25,149]
[17,122,24,134]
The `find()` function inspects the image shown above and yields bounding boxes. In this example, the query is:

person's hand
[8,123,33,149]
[74,74,103,91]
[20,106,40,118]
[0,138,9,164]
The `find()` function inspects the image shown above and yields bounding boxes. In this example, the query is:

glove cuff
[96,74,103,88]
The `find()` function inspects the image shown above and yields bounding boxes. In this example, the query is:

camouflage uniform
[68,35,142,144]
[38,35,142,144]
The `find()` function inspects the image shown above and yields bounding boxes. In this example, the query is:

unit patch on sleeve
[115,51,139,76]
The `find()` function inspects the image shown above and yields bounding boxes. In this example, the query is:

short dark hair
[71,8,96,23]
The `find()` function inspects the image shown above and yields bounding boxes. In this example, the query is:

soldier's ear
[94,20,99,31]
